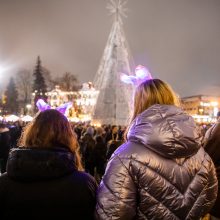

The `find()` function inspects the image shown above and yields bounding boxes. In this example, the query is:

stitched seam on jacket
[139,154,205,196]
[116,148,206,206]
[119,156,184,196]
[112,156,182,219]
[138,164,181,220]
[155,107,179,158]
[114,153,136,219]
[101,174,127,220]
[139,186,180,220]
[137,207,149,220]
[112,151,138,185]
[113,155,207,219]
[185,154,211,219]
[96,192,109,218]
[183,162,204,194]
[102,154,135,220]
[185,181,209,220]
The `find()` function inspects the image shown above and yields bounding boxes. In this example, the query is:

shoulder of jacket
[113,141,144,156]
[110,141,154,165]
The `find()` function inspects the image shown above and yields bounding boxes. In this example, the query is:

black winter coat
[0,147,97,219]
[96,104,218,220]
[204,119,220,218]
[0,128,11,158]
[0,127,11,173]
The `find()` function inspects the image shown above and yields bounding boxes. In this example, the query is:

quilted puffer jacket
[203,120,220,218]
[96,104,218,220]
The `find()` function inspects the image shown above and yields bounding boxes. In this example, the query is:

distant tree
[55,72,80,91]
[32,56,47,108]
[42,67,54,91]
[16,68,32,114]
[5,77,19,114]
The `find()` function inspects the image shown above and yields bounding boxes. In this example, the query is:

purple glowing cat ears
[36,99,51,112]
[36,99,72,115]
[120,65,152,86]
[56,102,72,115]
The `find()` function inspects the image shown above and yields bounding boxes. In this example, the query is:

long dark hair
[19,109,83,171]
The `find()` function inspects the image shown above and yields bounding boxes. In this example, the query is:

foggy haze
[0,0,220,97]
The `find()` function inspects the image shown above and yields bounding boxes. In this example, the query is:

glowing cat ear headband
[120,65,152,85]
[36,99,72,115]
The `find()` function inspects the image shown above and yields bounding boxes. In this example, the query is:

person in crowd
[106,137,123,160]
[105,125,123,160]
[80,126,96,176]
[73,123,83,140]
[117,125,126,141]
[0,109,97,219]
[94,126,105,140]
[203,111,220,220]
[96,78,217,220]
[93,135,107,182]
[9,120,23,148]
[0,123,11,174]
[105,125,118,143]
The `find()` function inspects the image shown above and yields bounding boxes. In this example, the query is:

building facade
[181,95,220,123]
[46,83,98,121]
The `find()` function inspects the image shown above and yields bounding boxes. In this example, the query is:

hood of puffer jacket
[127,104,201,159]
[6,147,77,181]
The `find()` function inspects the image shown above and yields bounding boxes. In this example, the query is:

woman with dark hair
[0,123,11,173]
[96,78,217,220]
[0,109,97,219]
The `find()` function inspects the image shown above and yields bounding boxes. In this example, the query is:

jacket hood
[7,147,77,181]
[127,104,201,158]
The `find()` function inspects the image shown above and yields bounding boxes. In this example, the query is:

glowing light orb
[135,65,152,79]
[120,65,153,86]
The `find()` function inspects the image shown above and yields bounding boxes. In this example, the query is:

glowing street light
[26,104,32,115]
[26,104,32,109]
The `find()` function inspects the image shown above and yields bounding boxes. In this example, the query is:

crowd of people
[0,121,125,180]
[0,118,212,179]
[0,78,219,219]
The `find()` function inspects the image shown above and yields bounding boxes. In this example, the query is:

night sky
[0,0,220,97]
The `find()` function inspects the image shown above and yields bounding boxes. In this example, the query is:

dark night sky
[0,0,220,97]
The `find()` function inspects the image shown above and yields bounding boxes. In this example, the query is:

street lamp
[26,104,32,115]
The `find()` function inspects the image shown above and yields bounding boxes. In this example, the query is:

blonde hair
[19,109,83,171]
[125,78,180,139]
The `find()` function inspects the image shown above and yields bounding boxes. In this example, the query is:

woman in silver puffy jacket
[96,78,218,220]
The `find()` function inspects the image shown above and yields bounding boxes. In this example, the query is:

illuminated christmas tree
[93,0,134,125]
